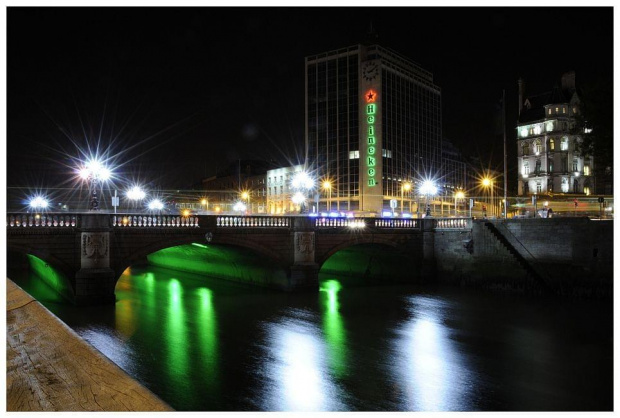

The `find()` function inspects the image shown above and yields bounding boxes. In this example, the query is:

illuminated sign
[366,90,377,187]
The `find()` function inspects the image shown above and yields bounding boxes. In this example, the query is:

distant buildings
[516,72,593,196]
[305,43,444,214]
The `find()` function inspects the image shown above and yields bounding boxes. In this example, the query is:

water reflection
[392,296,475,411]
[196,287,219,392]
[319,280,348,378]
[165,278,190,397]
[257,313,348,411]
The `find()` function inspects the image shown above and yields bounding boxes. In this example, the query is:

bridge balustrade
[111,215,200,227]
[434,217,471,230]
[374,218,420,229]
[216,216,290,228]
[7,214,78,228]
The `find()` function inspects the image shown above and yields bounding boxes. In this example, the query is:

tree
[573,78,613,194]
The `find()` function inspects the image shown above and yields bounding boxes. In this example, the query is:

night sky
[7,6,614,191]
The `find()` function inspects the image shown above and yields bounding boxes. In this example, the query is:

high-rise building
[305,43,443,214]
[516,72,593,196]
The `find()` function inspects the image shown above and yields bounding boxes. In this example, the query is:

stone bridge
[6,213,471,305]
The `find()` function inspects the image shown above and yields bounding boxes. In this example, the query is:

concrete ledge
[6,279,173,411]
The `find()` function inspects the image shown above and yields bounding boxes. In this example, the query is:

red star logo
[366,89,377,103]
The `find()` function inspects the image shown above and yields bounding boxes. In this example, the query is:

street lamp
[126,186,146,212]
[78,158,112,211]
[241,191,250,214]
[401,182,412,214]
[419,180,438,217]
[482,177,493,217]
[291,171,314,213]
[148,199,164,212]
[454,190,465,216]
[200,198,209,213]
[29,196,49,211]
[322,180,332,212]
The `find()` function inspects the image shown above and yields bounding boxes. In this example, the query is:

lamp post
[241,191,250,214]
[291,171,315,214]
[79,159,112,211]
[454,190,465,216]
[482,178,493,217]
[322,180,332,212]
[401,182,411,214]
[420,180,437,217]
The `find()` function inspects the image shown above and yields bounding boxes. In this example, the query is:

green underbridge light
[192,242,208,249]
[197,287,219,389]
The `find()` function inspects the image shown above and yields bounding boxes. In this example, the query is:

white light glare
[126,186,146,200]
[30,196,49,209]
[80,159,112,181]
[292,171,314,190]
[292,192,306,205]
[420,180,438,196]
[148,199,164,210]
[233,201,247,212]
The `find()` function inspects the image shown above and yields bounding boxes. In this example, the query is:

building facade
[265,164,304,214]
[517,72,593,196]
[305,43,443,214]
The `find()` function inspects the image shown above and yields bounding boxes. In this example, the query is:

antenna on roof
[365,20,379,44]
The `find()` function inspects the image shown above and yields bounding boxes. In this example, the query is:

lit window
[520,127,528,138]
[548,108,552,115]
[555,107,559,113]
[572,158,578,172]
[549,138,555,150]
[561,138,569,151]
[523,161,530,176]
[562,107,566,114]
[573,107,578,114]
[561,177,569,193]
[536,182,542,194]
[534,125,542,135]
[534,140,541,155]
[584,165,590,176]
[349,150,360,159]
[382,149,392,158]
[546,122,554,132]
[584,186,590,196]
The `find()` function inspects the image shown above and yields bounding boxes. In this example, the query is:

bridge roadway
[7,213,471,305]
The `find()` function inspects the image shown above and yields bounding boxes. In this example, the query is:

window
[548,158,554,173]
[572,158,578,172]
[523,161,530,176]
[561,177,569,193]
[555,107,559,113]
[536,182,542,194]
[549,138,555,150]
[573,179,579,193]
[546,122,554,132]
[534,140,541,154]
[548,108,552,115]
[584,186,590,196]
[584,165,590,176]
[562,107,566,114]
[547,179,554,193]
[522,142,530,155]
[535,159,541,174]
[349,150,359,159]
[560,138,569,151]
[562,156,568,172]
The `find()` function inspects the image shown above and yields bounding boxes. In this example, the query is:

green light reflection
[319,279,348,378]
[166,278,190,394]
[197,287,219,391]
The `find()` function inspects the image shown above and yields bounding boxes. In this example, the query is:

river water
[8,264,613,411]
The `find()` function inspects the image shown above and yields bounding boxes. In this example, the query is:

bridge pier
[288,217,320,291]
[75,214,116,305]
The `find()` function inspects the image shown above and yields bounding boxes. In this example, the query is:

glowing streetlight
[291,170,314,214]
[322,180,332,212]
[78,158,113,211]
[233,201,247,213]
[241,191,251,214]
[148,199,164,211]
[126,186,146,201]
[401,182,412,214]
[420,180,438,217]
[481,177,494,217]
[29,196,49,210]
